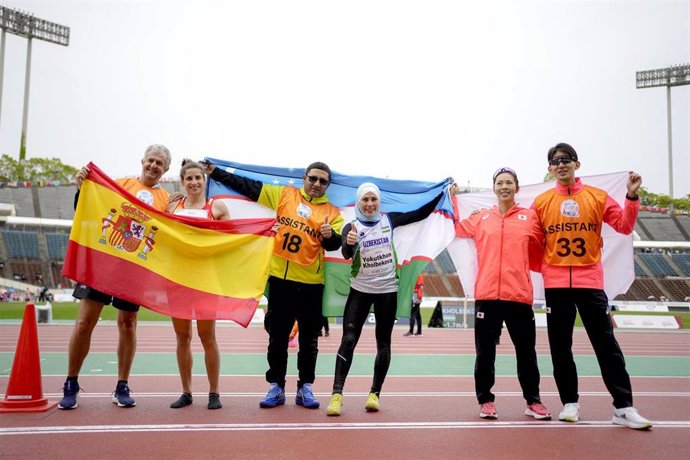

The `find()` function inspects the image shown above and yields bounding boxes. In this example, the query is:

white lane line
[24,374,690,379]
[1,420,688,436]
[19,391,690,399]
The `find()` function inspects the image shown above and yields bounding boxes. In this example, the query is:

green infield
[2,352,688,378]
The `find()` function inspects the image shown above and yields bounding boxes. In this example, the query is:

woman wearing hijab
[326,182,446,416]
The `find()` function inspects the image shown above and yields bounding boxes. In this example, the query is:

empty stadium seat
[657,279,690,302]
[1,230,40,259]
[637,253,680,277]
[46,232,70,260]
[669,253,690,277]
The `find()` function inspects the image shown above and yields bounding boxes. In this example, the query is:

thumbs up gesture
[347,222,358,246]
[320,216,333,239]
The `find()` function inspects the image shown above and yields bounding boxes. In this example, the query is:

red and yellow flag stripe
[63,163,275,326]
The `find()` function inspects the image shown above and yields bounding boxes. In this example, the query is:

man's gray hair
[143,144,171,168]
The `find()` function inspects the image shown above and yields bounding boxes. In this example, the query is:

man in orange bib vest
[532,142,651,430]
[59,144,172,411]
[203,160,344,409]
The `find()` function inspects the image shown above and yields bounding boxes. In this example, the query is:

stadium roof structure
[0,215,72,228]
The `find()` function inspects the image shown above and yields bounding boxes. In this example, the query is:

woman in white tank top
[166,159,230,410]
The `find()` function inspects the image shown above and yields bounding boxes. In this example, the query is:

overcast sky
[1,1,688,196]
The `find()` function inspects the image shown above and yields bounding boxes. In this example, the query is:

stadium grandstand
[0,182,688,303]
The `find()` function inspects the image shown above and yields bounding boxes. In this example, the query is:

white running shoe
[558,403,580,422]
[612,407,652,430]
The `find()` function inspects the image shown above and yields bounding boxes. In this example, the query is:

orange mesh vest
[533,185,607,266]
[274,187,340,265]
[116,178,169,212]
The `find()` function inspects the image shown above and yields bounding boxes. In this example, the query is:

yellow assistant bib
[273,187,340,265]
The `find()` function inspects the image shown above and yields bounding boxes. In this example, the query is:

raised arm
[204,161,263,202]
[388,191,444,228]
[451,193,478,238]
[603,171,641,235]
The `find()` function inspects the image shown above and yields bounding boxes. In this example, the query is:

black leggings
[332,288,397,396]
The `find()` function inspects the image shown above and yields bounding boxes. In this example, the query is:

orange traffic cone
[0,304,57,412]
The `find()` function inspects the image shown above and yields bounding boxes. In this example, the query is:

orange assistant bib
[534,185,607,266]
[116,178,170,212]
[274,187,340,265]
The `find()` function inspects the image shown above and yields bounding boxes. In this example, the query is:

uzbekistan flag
[205,158,456,317]
[449,171,635,301]
[63,163,275,326]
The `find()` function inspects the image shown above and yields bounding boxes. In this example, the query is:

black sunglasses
[549,157,574,166]
[306,175,329,186]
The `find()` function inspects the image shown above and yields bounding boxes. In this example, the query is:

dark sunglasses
[306,175,329,186]
[549,157,574,166]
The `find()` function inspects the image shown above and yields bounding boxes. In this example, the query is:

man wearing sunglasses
[532,142,651,430]
[202,160,343,410]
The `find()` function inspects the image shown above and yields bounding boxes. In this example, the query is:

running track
[1,322,689,459]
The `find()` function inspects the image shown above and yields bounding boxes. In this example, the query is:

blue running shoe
[58,379,81,410]
[296,383,320,409]
[259,383,286,408]
[112,381,136,407]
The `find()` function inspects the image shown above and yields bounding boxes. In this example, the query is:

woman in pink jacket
[452,168,550,421]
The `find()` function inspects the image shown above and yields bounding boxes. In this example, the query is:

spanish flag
[63,163,275,327]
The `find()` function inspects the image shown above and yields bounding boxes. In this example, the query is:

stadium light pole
[0,6,70,161]
[636,63,690,198]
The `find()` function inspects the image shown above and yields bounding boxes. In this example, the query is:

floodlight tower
[0,6,70,160]
[636,64,690,198]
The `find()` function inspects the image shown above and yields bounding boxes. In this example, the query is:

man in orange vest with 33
[532,142,651,430]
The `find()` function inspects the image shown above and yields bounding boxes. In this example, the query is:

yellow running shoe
[327,393,343,416]
[365,393,380,412]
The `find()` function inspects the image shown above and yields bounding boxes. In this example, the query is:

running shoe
[58,379,81,410]
[259,383,286,408]
[208,392,222,410]
[479,401,497,419]
[612,407,652,430]
[525,402,552,420]
[327,393,343,416]
[296,383,320,409]
[112,381,136,408]
[365,393,380,412]
[170,392,193,409]
[558,403,580,422]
